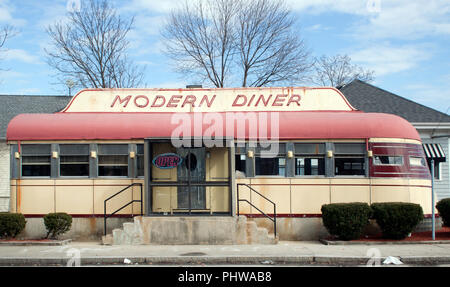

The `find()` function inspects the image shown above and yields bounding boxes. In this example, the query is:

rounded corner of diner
[5,87,433,242]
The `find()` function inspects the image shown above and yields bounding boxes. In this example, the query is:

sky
[0,0,449,114]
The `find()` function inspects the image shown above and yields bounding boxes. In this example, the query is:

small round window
[185,153,197,171]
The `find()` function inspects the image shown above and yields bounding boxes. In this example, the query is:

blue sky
[0,0,449,114]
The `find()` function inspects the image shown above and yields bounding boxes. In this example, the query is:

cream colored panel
[330,178,370,204]
[132,179,145,214]
[9,182,16,213]
[249,178,290,214]
[93,179,133,214]
[17,179,55,214]
[409,186,433,214]
[210,186,229,212]
[55,179,94,214]
[236,179,251,214]
[371,178,410,203]
[152,187,174,213]
[291,179,330,214]
[208,148,228,180]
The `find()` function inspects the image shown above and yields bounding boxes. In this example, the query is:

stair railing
[236,183,277,238]
[104,183,143,235]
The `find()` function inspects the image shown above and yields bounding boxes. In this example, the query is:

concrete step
[102,216,277,245]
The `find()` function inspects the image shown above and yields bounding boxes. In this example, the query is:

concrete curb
[0,239,72,246]
[1,255,450,266]
[319,239,450,245]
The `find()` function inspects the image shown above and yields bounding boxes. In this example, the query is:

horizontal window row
[15,144,144,178]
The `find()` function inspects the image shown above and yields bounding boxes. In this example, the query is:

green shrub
[436,198,450,227]
[43,213,72,239]
[0,213,26,238]
[371,202,423,239]
[321,202,372,240]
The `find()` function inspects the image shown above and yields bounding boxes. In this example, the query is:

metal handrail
[236,183,277,238]
[104,183,143,235]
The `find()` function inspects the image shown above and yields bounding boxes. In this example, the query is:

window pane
[99,166,128,177]
[22,156,51,164]
[335,157,365,176]
[22,165,50,177]
[374,155,403,165]
[295,157,325,175]
[60,144,89,155]
[137,155,144,177]
[409,156,426,167]
[255,157,285,176]
[60,155,89,164]
[235,154,246,173]
[61,164,89,176]
[98,155,128,165]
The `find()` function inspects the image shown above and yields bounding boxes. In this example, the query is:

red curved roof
[6,112,421,141]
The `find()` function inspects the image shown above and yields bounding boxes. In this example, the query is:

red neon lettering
[232,95,247,107]
[254,94,272,107]
[247,95,256,106]
[151,95,165,107]
[272,94,287,106]
[111,95,131,108]
[198,95,216,107]
[134,95,149,108]
[181,95,197,108]
[287,94,301,106]
[167,95,182,108]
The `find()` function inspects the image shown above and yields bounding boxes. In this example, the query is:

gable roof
[338,79,450,123]
[0,95,72,140]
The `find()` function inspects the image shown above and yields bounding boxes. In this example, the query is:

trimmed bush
[436,198,450,227]
[321,202,372,240]
[44,213,72,239]
[0,213,26,238]
[371,202,424,239]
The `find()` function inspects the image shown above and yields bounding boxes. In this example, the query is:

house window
[59,144,89,177]
[427,159,441,180]
[294,143,325,176]
[21,144,51,177]
[136,144,144,177]
[98,144,128,177]
[374,155,403,166]
[334,143,366,176]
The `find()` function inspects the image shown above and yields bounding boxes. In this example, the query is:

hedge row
[321,202,424,240]
[0,212,72,239]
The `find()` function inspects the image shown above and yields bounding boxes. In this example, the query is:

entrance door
[176,148,206,210]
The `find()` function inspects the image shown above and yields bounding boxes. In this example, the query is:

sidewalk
[1,240,450,266]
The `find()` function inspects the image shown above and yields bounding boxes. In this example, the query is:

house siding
[422,137,449,201]
[0,140,10,212]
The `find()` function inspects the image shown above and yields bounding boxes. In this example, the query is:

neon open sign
[152,153,183,169]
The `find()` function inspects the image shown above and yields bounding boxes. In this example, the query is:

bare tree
[311,54,375,87]
[0,25,15,69]
[45,0,144,89]
[161,0,311,88]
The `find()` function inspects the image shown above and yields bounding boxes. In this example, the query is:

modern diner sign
[60,87,355,113]
[152,153,183,169]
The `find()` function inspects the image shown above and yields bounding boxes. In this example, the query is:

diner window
[295,158,325,175]
[235,154,246,173]
[374,155,403,166]
[409,156,426,167]
[136,144,144,177]
[59,144,89,177]
[98,144,128,177]
[334,143,366,176]
[255,157,286,176]
[294,143,325,176]
[255,143,286,176]
[21,144,51,177]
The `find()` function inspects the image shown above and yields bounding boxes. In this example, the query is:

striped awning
[423,143,446,162]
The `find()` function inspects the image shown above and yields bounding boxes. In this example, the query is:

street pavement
[1,240,450,266]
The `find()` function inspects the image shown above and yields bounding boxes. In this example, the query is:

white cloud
[123,0,180,14]
[350,43,432,76]
[3,49,42,64]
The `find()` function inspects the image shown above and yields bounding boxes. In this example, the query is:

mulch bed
[322,227,450,244]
